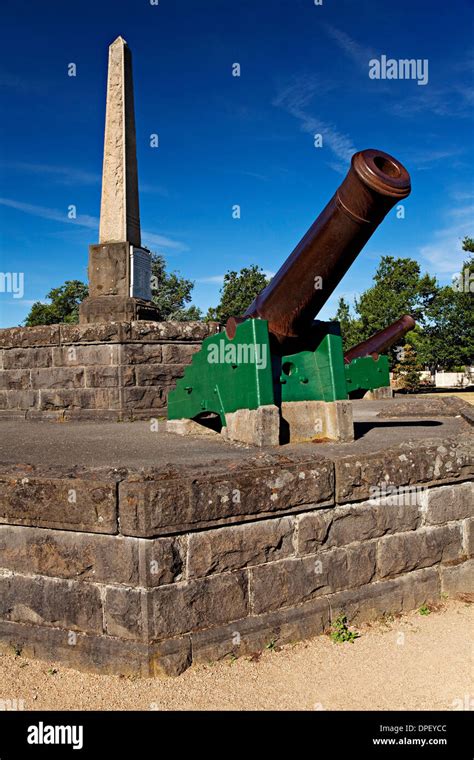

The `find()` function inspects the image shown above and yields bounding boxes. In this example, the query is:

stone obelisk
[80,36,159,324]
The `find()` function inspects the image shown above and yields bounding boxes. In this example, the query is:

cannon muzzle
[242,149,411,346]
[344,314,416,365]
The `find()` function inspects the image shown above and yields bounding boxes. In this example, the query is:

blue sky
[0,0,473,327]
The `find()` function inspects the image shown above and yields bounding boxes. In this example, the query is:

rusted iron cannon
[242,149,411,348]
[168,149,414,443]
[344,315,416,365]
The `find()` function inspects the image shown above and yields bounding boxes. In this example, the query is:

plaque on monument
[130,247,152,301]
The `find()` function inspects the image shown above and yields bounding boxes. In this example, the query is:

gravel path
[0,600,472,711]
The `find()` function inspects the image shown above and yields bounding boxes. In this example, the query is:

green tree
[416,240,474,371]
[332,297,363,352]
[24,280,89,326]
[392,344,423,392]
[331,257,434,365]
[355,256,437,337]
[151,254,201,320]
[206,265,270,324]
[462,236,474,254]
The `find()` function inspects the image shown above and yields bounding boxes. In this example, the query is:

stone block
[364,386,393,400]
[31,367,84,389]
[161,344,199,363]
[149,636,192,677]
[222,405,280,447]
[0,574,103,634]
[328,567,441,623]
[0,619,158,677]
[39,389,121,411]
[296,509,333,554]
[0,390,37,410]
[123,387,166,410]
[119,476,190,537]
[440,560,474,599]
[0,525,138,585]
[52,344,118,367]
[119,456,334,536]
[130,321,220,342]
[151,571,249,639]
[0,325,60,348]
[135,364,185,385]
[297,500,420,555]
[165,418,220,437]
[0,370,31,390]
[187,516,295,578]
[87,242,130,298]
[142,536,186,586]
[104,587,144,640]
[0,468,117,533]
[60,322,129,344]
[424,483,474,525]
[335,437,474,504]
[376,525,464,579]
[190,459,334,523]
[192,596,330,664]
[3,347,52,369]
[84,367,120,388]
[466,518,474,557]
[79,295,160,324]
[281,400,354,443]
[250,543,376,614]
[121,343,162,364]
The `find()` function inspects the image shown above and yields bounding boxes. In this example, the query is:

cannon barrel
[242,149,411,344]
[343,314,416,365]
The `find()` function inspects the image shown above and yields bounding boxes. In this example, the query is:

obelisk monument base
[79,242,161,324]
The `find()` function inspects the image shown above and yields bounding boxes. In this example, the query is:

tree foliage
[24,281,89,326]
[392,344,423,392]
[333,297,362,352]
[332,251,473,371]
[206,266,270,324]
[150,254,201,321]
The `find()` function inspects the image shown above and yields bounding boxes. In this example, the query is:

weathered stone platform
[0,321,219,421]
[0,407,472,676]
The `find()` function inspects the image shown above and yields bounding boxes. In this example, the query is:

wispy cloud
[0,161,170,196]
[0,197,99,228]
[0,198,187,251]
[273,75,355,170]
[141,231,187,251]
[323,28,474,122]
[388,87,474,119]
[0,161,100,186]
[196,275,226,284]
[323,24,376,70]
[404,147,464,170]
[387,50,474,120]
[418,198,474,275]
[197,270,275,285]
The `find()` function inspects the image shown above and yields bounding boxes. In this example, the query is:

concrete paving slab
[0,400,470,469]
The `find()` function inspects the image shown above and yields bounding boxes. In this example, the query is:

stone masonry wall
[0,436,472,676]
[0,321,219,420]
